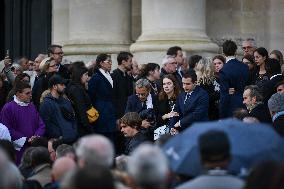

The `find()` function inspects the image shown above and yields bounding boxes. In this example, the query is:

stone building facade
[52,0,284,66]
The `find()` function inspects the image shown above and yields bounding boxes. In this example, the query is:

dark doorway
[2,0,51,61]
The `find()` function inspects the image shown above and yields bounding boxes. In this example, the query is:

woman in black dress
[157,74,180,127]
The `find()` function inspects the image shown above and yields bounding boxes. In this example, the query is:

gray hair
[127,143,168,189]
[244,38,257,47]
[0,162,23,189]
[135,78,151,90]
[244,85,263,102]
[56,144,75,159]
[268,93,284,113]
[162,55,175,66]
[76,134,114,168]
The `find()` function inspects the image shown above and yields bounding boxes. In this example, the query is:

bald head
[51,157,76,182]
[76,134,114,168]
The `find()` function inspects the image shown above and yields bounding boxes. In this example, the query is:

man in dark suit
[48,44,70,79]
[170,71,209,133]
[243,85,271,123]
[219,40,249,118]
[111,51,134,119]
[268,93,284,137]
[166,46,185,85]
[125,78,157,114]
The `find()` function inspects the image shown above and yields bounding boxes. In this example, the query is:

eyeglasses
[242,46,253,50]
[103,60,112,64]
[49,64,58,68]
[136,93,148,97]
[53,52,64,55]
[169,62,177,65]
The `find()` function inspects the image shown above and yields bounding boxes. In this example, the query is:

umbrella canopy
[163,119,284,177]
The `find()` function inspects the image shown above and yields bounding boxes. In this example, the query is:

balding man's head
[51,157,76,182]
[76,134,114,168]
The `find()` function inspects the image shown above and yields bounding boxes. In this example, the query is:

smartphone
[5,49,9,58]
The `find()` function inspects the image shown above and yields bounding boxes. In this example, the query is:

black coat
[88,70,117,133]
[219,58,249,118]
[58,64,70,79]
[124,132,149,155]
[157,98,176,127]
[249,103,272,123]
[65,82,93,137]
[111,69,134,119]
[32,73,54,110]
[199,79,220,120]
[125,93,158,115]
[261,74,284,103]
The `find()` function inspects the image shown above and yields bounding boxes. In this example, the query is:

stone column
[52,0,69,45]
[130,0,218,64]
[53,0,132,64]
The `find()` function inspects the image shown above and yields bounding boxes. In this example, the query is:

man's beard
[57,89,65,95]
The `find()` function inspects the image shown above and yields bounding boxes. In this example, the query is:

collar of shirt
[186,91,194,96]
[118,67,127,77]
[226,56,236,63]
[146,94,153,109]
[99,68,113,87]
[13,95,29,106]
[207,168,228,176]
[272,110,284,122]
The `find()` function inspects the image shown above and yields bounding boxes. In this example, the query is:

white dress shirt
[99,68,113,87]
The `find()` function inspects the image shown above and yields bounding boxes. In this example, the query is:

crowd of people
[0,38,283,189]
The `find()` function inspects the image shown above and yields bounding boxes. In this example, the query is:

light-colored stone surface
[52,0,284,66]
[52,0,69,44]
[130,0,219,63]
[53,0,132,59]
[206,0,284,53]
[269,0,284,53]
[131,0,142,41]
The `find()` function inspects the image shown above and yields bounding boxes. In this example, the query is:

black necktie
[142,102,147,110]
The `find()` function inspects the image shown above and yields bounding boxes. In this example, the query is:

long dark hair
[158,74,180,101]
[139,63,160,78]
[254,47,270,74]
[70,61,88,85]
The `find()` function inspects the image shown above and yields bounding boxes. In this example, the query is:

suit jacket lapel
[184,88,198,112]
[97,70,113,89]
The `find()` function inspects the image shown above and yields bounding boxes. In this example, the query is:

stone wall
[52,0,284,67]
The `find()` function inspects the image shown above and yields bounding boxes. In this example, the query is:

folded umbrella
[163,118,284,177]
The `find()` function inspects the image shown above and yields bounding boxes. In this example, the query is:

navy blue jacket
[171,86,209,129]
[125,93,158,114]
[219,58,249,118]
[40,94,77,143]
[88,70,117,133]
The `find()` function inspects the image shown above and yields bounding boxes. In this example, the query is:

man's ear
[252,96,257,103]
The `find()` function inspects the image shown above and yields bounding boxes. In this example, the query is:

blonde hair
[194,57,215,85]
[39,57,54,73]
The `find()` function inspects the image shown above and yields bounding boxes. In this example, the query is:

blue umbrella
[163,118,284,177]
